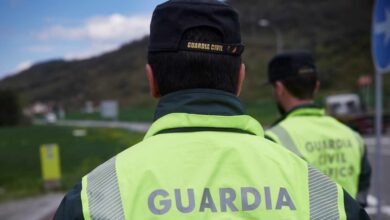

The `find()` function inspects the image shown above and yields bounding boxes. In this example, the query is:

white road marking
[33,119,151,133]
[365,194,390,216]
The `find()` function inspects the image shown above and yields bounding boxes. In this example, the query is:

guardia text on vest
[148,187,296,215]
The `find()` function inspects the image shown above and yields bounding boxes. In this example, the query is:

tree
[0,90,21,126]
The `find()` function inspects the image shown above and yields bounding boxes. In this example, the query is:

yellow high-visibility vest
[266,107,363,198]
[81,113,346,219]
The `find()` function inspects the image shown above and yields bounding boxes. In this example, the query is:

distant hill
[0,38,151,109]
[1,0,388,109]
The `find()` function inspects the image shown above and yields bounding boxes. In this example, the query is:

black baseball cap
[148,0,244,56]
[267,51,317,84]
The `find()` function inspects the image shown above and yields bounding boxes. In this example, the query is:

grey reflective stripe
[269,125,303,158]
[86,157,125,220]
[308,165,340,219]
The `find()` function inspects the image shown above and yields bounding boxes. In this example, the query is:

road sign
[40,144,61,188]
[101,100,118,119]
[373,0,390,74]
[372,0,390,219]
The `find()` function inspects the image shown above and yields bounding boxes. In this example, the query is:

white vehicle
[325,94,362,116]
[45,112,57,123]
[325,93,389,134]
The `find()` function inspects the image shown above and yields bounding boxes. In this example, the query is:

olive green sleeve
[357,146,372,207]
[343,189,371,219]
[54,182,84,220]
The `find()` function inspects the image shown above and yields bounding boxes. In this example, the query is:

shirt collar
[145,89,263,139]
[153,89,245,121]
[272,104,325,126]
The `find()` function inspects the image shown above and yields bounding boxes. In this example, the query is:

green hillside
[1,0,389,111]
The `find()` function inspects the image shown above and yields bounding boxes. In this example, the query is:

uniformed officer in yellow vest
[54,1,369,219]
[265,52,372,207]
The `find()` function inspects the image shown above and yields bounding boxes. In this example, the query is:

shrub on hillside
[0,90,21,126]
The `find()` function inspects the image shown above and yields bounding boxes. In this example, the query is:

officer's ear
[274,80,285,97]
[236,63,246,96]
[146,64,161,98]
[314,80,321,95]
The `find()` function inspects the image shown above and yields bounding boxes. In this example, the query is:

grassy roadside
[245,100,279,127]
[0,125,144,202]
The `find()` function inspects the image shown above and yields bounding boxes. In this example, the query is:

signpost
[372,0,390,218]
[40,144,61,190]
[100,100,119,120]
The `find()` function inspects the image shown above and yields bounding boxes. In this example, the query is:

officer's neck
[282,99,315,113]
[153,89,245,121]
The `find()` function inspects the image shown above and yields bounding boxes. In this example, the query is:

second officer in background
[265,51,372,207]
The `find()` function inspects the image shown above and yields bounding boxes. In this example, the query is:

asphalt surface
[365,136,390,220]
[0,193,64,220]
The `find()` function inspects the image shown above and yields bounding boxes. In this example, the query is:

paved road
[34,119,151,133]
[365,136,390,219]
[0,193,64,220]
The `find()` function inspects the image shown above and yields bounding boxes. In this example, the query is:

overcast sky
[0,0,165,79]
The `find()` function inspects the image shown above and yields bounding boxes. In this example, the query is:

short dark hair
[148,27,241,96]
[279,74,318,100]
